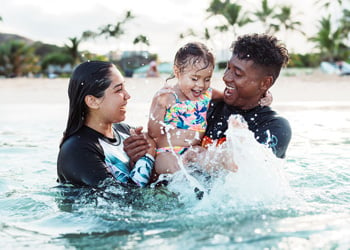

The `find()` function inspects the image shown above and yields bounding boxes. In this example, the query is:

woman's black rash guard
[203,101,292,158]
[57,123,154,187]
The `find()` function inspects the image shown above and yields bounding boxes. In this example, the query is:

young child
[148,42,272,177]
[148,42,222,176]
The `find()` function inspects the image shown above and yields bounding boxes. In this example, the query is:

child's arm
[259,90,273,106]
[148,91,171,140]
[148,90,203,147]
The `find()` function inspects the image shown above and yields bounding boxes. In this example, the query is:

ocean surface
[0,96,349,249]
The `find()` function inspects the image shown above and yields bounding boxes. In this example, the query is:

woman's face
[97,66,131,123]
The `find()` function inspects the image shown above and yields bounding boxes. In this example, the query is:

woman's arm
[57,139,110,187]
[129,154,155,187]
[124,126,155,167]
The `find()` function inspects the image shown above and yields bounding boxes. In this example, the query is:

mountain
[0,32,66,57]
[0,32,34,44]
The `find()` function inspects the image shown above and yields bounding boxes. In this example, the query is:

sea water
[1,100,350,249]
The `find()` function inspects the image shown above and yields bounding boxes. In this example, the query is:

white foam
[166,114,294,209]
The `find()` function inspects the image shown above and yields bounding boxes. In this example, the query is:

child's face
[175,61,214,101]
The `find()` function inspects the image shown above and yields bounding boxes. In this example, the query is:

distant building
[116,51,152,77]
[46,63,73,78]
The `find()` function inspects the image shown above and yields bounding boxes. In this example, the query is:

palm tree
[179,27,212,43]
[179,28,197,40]
[312,0,349,60]
[99,11,135,40]
[309,15,345,61]
[207,0,251,39]
[82,11,134,44]
[315,0,343,9]
[65,37,81,65]
[252,0,277,34]
[273,5,305,39]
[207,0,229,17]
[340,9,350,37]
[0,40,39,77]
[133,35,150,51]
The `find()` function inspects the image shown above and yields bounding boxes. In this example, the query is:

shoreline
[1,73,349,108]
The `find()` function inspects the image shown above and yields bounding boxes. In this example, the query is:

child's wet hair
[167,42,215,81]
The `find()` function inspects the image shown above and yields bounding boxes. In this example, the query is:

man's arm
[255,116,292,158]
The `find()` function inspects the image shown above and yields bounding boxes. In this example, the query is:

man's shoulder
[261,106,290,124]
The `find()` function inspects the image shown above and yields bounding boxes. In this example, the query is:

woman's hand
[124,126,154,167]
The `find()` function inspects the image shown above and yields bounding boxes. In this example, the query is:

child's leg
[155,152,181,175]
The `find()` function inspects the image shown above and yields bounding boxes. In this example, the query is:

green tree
[252,0,277,34]
[316,0,343,9]
[309,15,346,61]
[179,28,197,40]
[272,5,304,38]
[65,36,81,65]
[133,35,150,51]
[83,10,135,42]
[79,51,108,61]
[311,0,350,60]
[207,0,251,39]
[179,27,211,42]
[41,52,73,72]
[0,40,39,77]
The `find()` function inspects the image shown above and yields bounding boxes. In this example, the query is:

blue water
[1,101,350,249]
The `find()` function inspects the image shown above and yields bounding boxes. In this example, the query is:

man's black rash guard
[57,123,154,187]
[203,101,292,158]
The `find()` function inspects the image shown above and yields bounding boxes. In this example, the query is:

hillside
[0,32,34,44]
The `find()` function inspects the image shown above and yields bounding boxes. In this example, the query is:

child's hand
[222,157,238,172]
[182,146,206,165]
[259,90,273,106]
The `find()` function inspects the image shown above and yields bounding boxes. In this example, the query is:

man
[124,33,291,167]
[202,33,291,158]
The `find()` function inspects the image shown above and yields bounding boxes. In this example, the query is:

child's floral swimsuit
[156,88,212,155]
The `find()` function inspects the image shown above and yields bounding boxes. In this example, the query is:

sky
[0,0,323,62]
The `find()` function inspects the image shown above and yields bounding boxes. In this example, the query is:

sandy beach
[1,70,349,109]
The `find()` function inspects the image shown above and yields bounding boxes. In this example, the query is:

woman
[57,61,156,188]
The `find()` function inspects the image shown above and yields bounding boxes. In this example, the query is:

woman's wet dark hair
[167,42,215,81]
[60,61,113,147]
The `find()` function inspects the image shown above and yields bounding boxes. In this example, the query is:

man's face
[223,54,268,110]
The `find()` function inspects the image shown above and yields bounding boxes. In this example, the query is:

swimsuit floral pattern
[164,88,212,132]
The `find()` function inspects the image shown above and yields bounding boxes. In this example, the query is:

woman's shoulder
[60,127,100,151]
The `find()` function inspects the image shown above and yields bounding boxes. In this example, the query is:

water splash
[165,114,294,209]
[159,122,206,199]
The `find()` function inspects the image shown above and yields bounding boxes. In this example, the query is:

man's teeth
[226,86,235,90]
